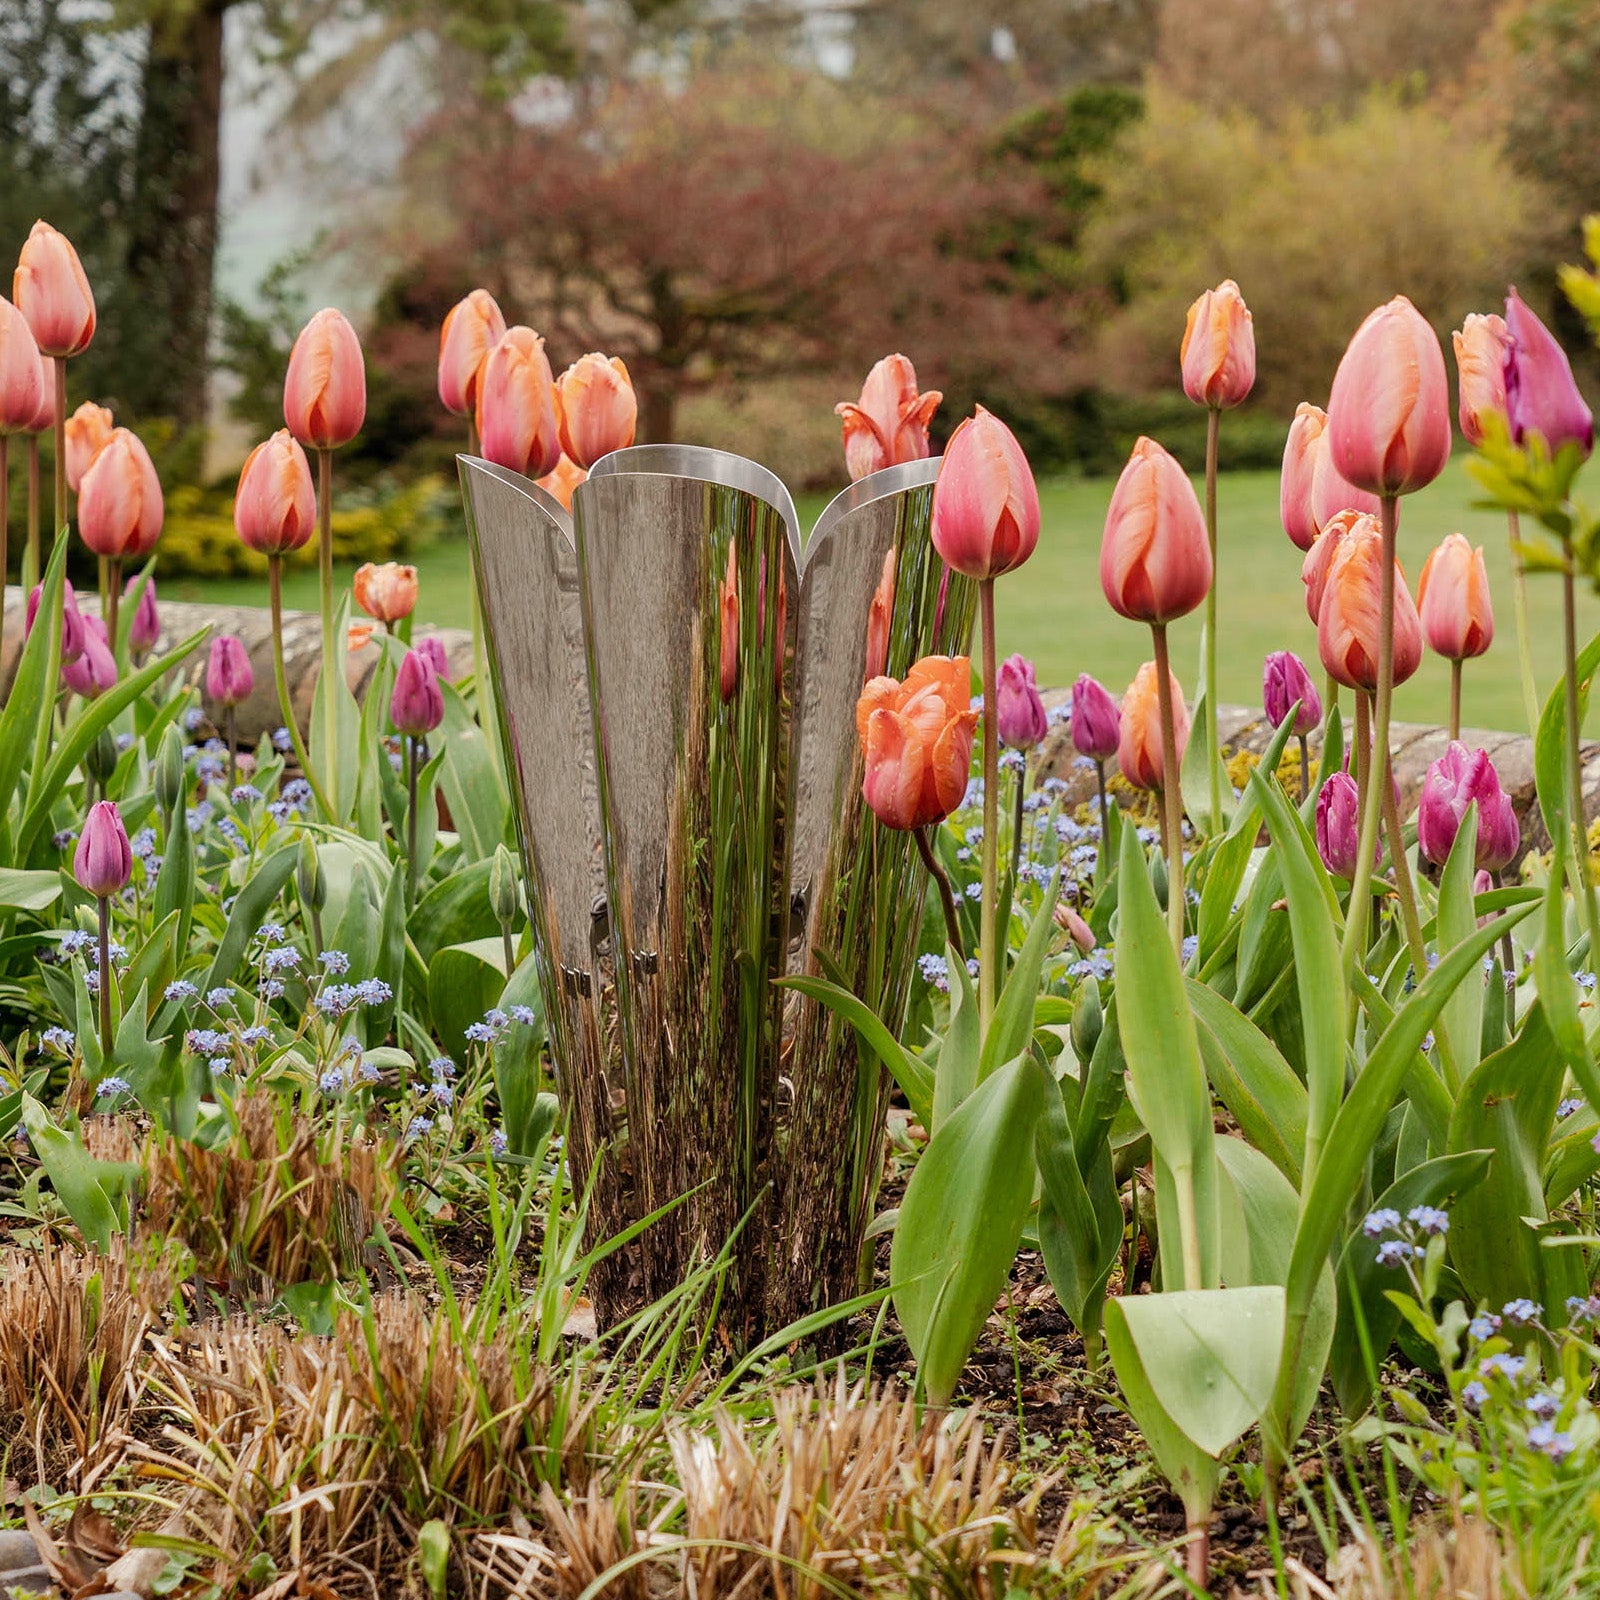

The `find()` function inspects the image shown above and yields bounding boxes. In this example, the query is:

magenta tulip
[995,654,1047,750]
[1315,771,1366,880]
[1262,650,1321,737]
[1503,289,1594,460]
[125,575,159,656]
[61,615,115,697]
[74,800,131,897]
[1070,674,1120,763]
[1417,742,1520,872]
[206,635,254,709]
[392,647,445,737]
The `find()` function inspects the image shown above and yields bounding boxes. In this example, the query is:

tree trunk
[124,0,228,426]
[638,382,678,445]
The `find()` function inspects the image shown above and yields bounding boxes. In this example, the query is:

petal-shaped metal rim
[456,454,576,547]
[807,456,943,553]
[587,444,801,572]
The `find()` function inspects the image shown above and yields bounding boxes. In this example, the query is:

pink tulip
[1504,289,1594,460]
[74,801,131,897]
[1316,518,1423,692]
[0,296,45,435]
[125,575,160,656]
[1315,772,1366,880]
[438,289,507,418]
[205,635,254,709]
[12,222,95,358]
[63,401,114,492]
[1180,279,1255,409]
[234,430,317,556]
[283,308,366,450]
[1279,402,1326,552]
[835,355,943,481]
[931,407,1040,581]
[1326,295,1451,497]
[1452,313,1511,447]
[995,654,1048,750]
[1262,650,1321,737]
[1070,674,1120,762]
[1300,508,1368,625]
[27,579,85,663]
[1417,742,1520,872]
[77,427,162,559]
[555,353,637,469]
[416,634,451,682]
[25,359,56,435]
[1417,533,1493,661]
[476,326,561,480]
[62,615,115,698]
[1099,436,1211,624]
[1308,423,1383,531]
[392,647,445,737]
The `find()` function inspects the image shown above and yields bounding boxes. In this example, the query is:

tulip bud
[64,401,114,492]
[29,578,86,663]
[283,308,365,450]
[298,831,326,911]
[125,574,159,656]
[86,726,119,787]
[855,656,977,831]
[476,326,561,480]
[1070,973,1103,1061]
[62,615,115,697]
[1262,650,1321,737]
[234,430,316,555]
[74,800,130,897]
[438,288,507,417]
[1117,660,1188,792]
[391,647,445,738]
[1279,402,1326,552]
[13,221,95,358]
[155,726,186,815]
[1417,742,1520,872]
[1504,289,1594,460]
[1053,899,1096,953]
[1326,295,1451,497]
[834,354,942,481]
[1180,279,1255,409]
[995,654,1048,750]
[1100,436,1211,625]
[1452,313,1511,447]
[1070,674,1120,763]
[353,561,418,625]
[1316,519,1423,692]
[1315,771,1367,880]
[863,547,897,684]
[931,407,1041,581]
[206,635,254,709]
[490,843,521,927]
[555,353,638,470]
[1417,533,1493,662]
[77,427,162,559]
[0,296,45,436]
[534,453,586,511]
[415,634,451,682]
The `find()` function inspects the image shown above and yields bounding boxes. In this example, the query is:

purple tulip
[1504,289,1594,459]
[205,635,254,709]
[415,634,451,683]
[125,575,160,655]
[27,579,86,664]
[1262,650,1322,737]
[74,800,132,897]
[61,615,116,698]
[1417,741,1520,872]
[1070,673,1120,762]
[392,647,444,737]
[995,653,1048,750]
[1315,771,1369,880]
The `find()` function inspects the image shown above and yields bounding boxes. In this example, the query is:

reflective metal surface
[463,447,973,1329]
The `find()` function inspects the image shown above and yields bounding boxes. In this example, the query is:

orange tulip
[864,546,897,683]
[535,453,587,510]
[353,561,419,624]
[855,655,977,831]
[719,541,740,701]
[1180,279,1255,409]
[63,401,114,492]
[1326,295,1451,497]
[476,326,561,480]
[1279,402,1325,552]
[283,307,366,450]
[1308,422,1383,531]
[1317,519,1422,692]
[12,222,95,358]
[1417,532,1493,661]
[77,427,162,560]
[930,406,1039,580]
[835,355,942,481]
[1452,313,1510,448]
[0,296,44,436]
[555,353,637,469]
[1300,508,1370,624]
[235,429,316,555]
[438,289,506,418]
[1100,435,1211,624]
[1118,660,1189,791]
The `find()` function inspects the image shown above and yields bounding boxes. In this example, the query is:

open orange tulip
[1118,660,1188,791]
[64,401,114,492]
[1180,279,1255,410]
[1316,519,1423,692]
[535,453,587,510]
[856,656,977,831]
[835,355,942,481]
[1452,313,1510,448]
[354,561,419,625]
[556,353,637,469]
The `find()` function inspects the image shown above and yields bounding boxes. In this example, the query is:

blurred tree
[1079,85,1545,409]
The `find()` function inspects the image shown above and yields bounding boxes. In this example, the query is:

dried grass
[1275,1518,1508,1600]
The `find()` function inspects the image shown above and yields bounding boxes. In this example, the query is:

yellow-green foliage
[158,474,449,578]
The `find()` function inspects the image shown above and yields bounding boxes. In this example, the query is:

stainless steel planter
[460,446,973,1330]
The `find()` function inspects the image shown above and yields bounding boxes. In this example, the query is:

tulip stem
[1203,406,1222,832]
[1341,495,1398,972]
[24,434,40,595]
[978,578,999,1027]
[1494,870,1517,990]
[406,735,421,905]
[1563,555,1600,954]
[1010,758,1026,889]
[1094,759,1111,857]
[1151,622,1186,955]
[225,706,237,793]
[1380,758,1428,980]
[1297,734,1310,802]
[106,558,121,658]
[97,893,112,1069]
[914,826,964,963]
[268,556,334,819]
[1507,511,1541,738]
[317,446,337,816]
[1448,659,1462,743]
[1354,693,1370,802]
[52,357,65,539]
[0,434,8,682]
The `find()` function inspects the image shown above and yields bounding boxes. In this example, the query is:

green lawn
[164,463,1597,734]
